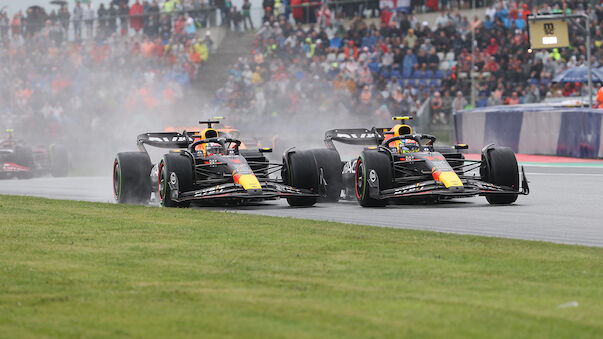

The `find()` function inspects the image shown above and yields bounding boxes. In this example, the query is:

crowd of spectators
[0,1,215,150]
[214,0,603,129]
[2,0,603,147]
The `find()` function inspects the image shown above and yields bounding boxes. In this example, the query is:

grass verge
[0,195,602,338]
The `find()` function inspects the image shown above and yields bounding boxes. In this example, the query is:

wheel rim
[158,161,166,202]
[113,160,120,200]
[355,158,364,199]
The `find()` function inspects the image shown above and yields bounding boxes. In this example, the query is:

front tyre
[312,149,343,203]
[158,153,194,208]
[282,150,318,207]
[355,151,392,207]
[481,146,519,205]
[114,152,152,204]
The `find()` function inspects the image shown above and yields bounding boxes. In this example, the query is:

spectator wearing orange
[10,11,22,38]
[142,38,155,58]
[505,91,520,105]
[594,87,603,108]
[344,41,359,60]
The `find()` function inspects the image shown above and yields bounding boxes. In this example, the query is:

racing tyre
[49,145,69,177]
[355,151,393,207]
[311,149,343,202]
[282,150,318,207]
[14,146,34,179]
[158,153,194,208]
[113,152,152,204]
[481,146,519,205]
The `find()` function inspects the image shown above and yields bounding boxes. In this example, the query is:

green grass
[0,195,602,338]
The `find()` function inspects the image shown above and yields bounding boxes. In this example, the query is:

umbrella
[552,65,603,83]
[50,1,68,6]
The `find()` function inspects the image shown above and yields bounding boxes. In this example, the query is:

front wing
[0,162,31,173]
[369,171,530,201]
[171,181,319,202]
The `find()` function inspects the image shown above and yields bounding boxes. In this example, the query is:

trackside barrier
[454,105,603,158]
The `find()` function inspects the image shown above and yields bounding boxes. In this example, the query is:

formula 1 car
[289,117,530,206]
[113,119,325,207]
[0,129,69,179]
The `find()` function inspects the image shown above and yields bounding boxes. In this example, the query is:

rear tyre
[282,150,318,207]
[355,151,392,207]
[14,146,34,179]
[158,153,194,208]
[114,152,152,204]
[311,149,343,202]
[480,146,519,205]
[49,145,69,177]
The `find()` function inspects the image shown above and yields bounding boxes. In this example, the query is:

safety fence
[454,105,603,158]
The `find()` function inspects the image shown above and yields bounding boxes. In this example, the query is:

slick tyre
[282,150,318,207]
[49,145,69,177]
[311,149,343,202]
[355,151,392,207]
[480,146,519,205]
[158,153,194,208]
[113,152,152,204]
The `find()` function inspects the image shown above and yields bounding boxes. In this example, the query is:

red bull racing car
[113,119,326,207]
[290,117,530,207]
[0,129,69,179]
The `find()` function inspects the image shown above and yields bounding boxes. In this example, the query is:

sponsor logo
[148,136,190,143]
[336,133,376,139]
[369,170,377,183]
[342,159,358,174]
[194,185,224,197]
[393,182,428,195]
[2,163,29,172]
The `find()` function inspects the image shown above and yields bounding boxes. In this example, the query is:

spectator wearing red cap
[521,4,531,21]
[486,38,498,56]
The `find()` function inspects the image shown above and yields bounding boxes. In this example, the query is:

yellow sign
[529,19,570,49]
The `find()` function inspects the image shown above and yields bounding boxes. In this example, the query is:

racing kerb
[454,106,603,158]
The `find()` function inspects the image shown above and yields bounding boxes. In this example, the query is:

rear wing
[137,132,193,152]
[324,128,390,148]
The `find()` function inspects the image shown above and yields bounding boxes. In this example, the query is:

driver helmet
[1,129,15,147]
[204,142,225,155]
[401,139,419,153]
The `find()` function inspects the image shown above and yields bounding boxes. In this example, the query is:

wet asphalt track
[1,165,602,247]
